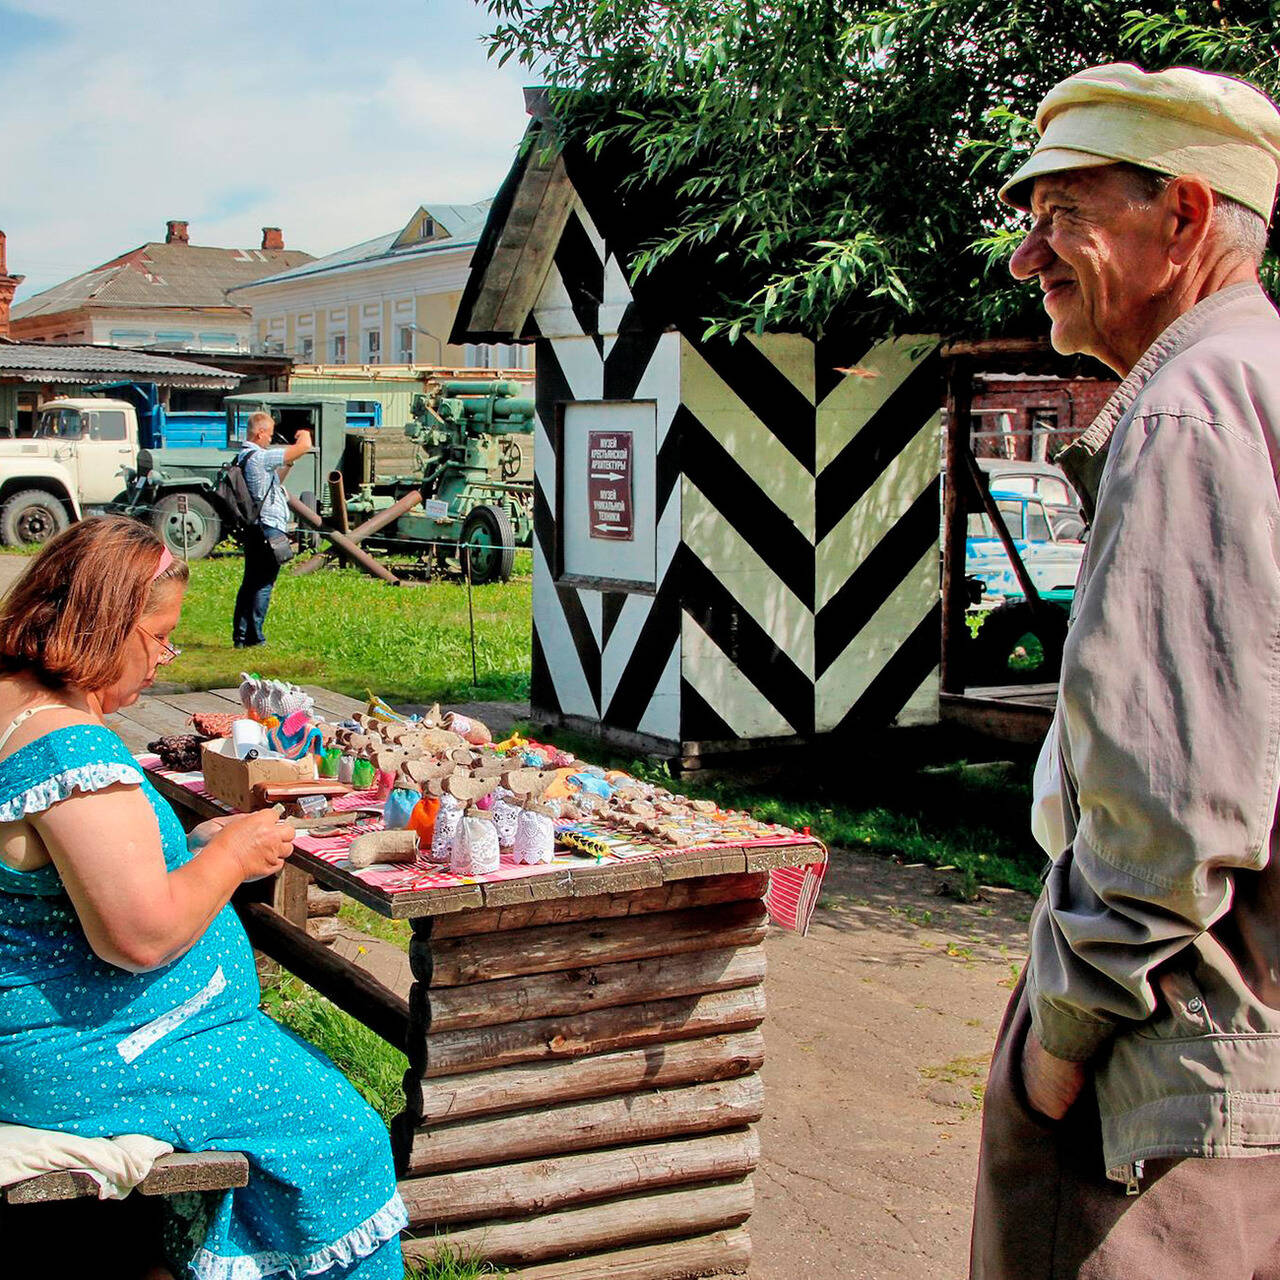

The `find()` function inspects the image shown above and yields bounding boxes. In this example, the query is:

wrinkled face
[97,582,185,714]
[1009,166,1173,372]
[247,419,273,446]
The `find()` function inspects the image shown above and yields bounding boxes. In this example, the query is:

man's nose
[1009,222,1052,281]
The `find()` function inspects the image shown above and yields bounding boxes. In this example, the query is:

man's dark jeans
[232,525,285,647]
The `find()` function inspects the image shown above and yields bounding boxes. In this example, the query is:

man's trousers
[971,975,1280,1279]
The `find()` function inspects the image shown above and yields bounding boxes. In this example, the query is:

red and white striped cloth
[765,851,828,936]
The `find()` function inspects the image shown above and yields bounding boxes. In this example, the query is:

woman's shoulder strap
[0,704,73,755]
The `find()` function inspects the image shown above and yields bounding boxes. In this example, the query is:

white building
[230,202,529,371]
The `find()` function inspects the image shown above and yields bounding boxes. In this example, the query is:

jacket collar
[1057,282,1274,517]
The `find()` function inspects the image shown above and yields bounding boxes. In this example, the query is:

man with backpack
[232,411,311,648]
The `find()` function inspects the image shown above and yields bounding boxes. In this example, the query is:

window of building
[300,337,314,362]
[365,330,381,364]
[332,334,347,364]
[398,327,414,364]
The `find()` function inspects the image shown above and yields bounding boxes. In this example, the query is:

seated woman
[0,517,405,1278]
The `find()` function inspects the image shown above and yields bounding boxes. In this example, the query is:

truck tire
[151,493,222,560]
[0,489,70,547]
[459,504,516,585]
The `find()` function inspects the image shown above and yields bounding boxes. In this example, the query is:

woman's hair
[0,517,189,691]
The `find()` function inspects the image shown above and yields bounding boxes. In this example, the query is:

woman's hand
[207,809,296,882]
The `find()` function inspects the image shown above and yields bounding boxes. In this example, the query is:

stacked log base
[395,872,770,1278]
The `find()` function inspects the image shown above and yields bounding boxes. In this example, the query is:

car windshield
[36,409,83,439]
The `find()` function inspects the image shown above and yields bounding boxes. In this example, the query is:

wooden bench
[2,1152,249,1276]
[3,1150,248,1205]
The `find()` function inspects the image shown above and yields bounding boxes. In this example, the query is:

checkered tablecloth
[140,756,828,934]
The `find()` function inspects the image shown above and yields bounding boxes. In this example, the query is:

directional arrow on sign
[590,471,625,481]
[594,523,629,533]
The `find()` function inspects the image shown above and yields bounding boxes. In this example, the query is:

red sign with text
[587,430,634,541]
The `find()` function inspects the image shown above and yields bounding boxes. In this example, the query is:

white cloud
[1,0,533,299]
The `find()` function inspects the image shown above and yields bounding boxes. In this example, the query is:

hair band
[151,546,175,581]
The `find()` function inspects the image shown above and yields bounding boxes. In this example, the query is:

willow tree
[479,1,1278,340]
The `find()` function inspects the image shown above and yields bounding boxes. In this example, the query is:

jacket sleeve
[1028,407,1280,1061]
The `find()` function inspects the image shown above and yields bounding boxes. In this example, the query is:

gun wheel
[151,493,222,560]
[459,503,516,585]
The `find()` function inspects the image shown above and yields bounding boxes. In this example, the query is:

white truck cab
[0,398,139,546]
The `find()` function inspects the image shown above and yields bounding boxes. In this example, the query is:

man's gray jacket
[1030,282,1280,1180]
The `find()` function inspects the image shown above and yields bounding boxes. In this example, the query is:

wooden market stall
[107,685,825,1277]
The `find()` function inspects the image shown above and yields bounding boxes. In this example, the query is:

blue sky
[0,1,536,300]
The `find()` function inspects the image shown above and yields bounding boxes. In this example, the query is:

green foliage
[480,1,1279,339]
[259,975,408,1125]
[168,556,531,704]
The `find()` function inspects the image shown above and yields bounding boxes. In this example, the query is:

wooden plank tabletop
[110,687,825,921]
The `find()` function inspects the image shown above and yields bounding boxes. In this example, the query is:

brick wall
[971,374,1117,461]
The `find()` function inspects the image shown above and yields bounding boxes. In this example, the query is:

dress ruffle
[0,762,145,822]
[189,1191,408,1279]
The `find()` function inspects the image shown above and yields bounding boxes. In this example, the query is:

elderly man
[231,411,311,648]
[971,65,1280,1277]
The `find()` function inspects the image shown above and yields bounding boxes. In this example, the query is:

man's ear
[1164,175,1215,266]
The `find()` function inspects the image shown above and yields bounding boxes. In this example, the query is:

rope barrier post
[464,543,478,688]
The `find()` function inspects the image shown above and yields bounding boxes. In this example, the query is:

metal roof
[0,343,240,388]
[11,242,314,320]
[230,202,492,293]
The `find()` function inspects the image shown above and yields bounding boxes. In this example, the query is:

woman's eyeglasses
[136,625,182,666]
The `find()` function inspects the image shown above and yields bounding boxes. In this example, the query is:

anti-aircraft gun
[339,379,536,584]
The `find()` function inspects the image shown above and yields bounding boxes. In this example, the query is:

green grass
[338,899,411,948]
[405,1252,504,1278]
[534,727,1044,897]
[167,553,531,704]
[259,974,408,1125]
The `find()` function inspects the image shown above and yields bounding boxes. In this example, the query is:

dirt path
[743,853,1028,1280]
[335,849,1030,1280]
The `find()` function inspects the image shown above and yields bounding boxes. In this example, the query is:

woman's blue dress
[0,724,406,1278]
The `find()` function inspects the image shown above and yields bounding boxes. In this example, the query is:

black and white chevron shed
[453,116,943,762]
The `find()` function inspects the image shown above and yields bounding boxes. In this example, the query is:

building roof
[230,202,492,294]
[11,240,314,321]
[0,343,240,388]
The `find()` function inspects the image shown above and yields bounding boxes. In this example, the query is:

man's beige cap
[999,63,1280,222]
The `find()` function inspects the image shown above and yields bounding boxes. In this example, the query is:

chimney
[261,227,284,251]
[165,220,190,245]
[0,232,25,339]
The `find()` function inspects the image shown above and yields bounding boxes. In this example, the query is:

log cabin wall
[393,872,771,1277]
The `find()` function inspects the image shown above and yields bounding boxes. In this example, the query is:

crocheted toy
[452,809,499,876]
[266,710,324,760]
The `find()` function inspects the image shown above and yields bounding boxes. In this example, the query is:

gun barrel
[437,379,524,398]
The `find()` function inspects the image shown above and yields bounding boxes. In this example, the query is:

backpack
[213,449,266,542]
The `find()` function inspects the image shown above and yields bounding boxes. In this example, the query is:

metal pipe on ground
[286,494,400,585]
[329,471,350,535]
[294,484,426,577]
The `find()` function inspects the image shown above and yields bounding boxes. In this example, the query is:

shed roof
[453,91,741,346]
[230,202,493,294]
[0,343,240,388]
[11,242,314,321]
